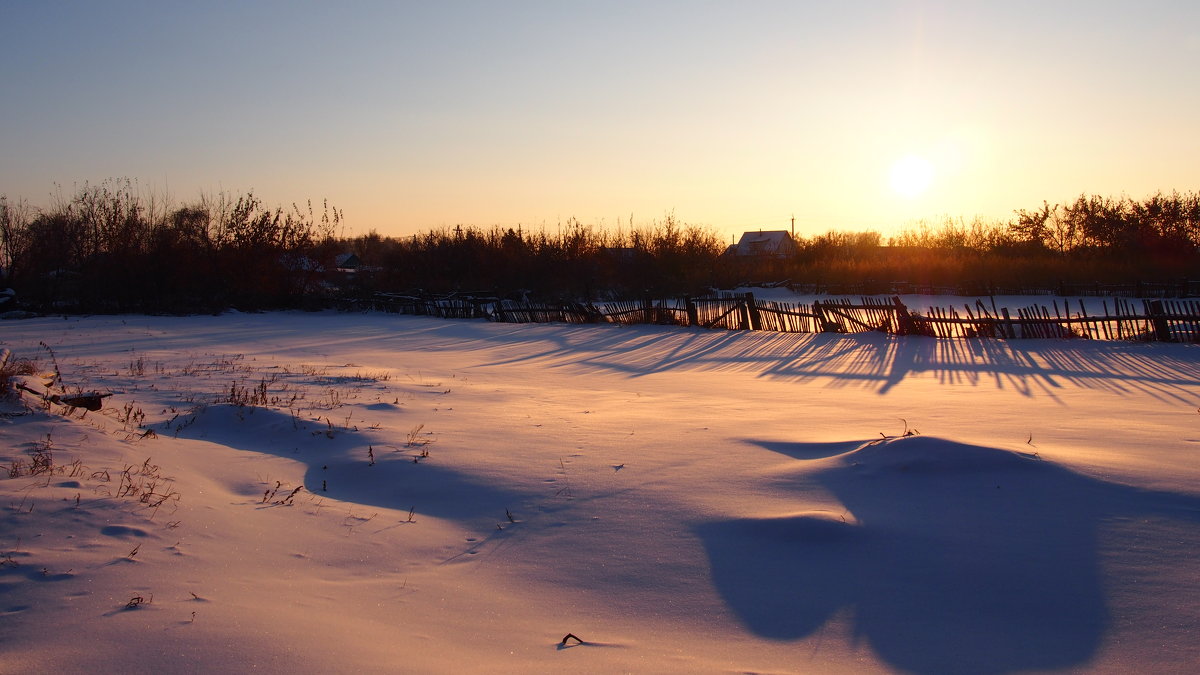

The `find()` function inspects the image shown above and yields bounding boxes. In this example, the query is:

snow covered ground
[2,311,1198,673]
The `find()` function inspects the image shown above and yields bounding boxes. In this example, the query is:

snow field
[2,311,1199,673]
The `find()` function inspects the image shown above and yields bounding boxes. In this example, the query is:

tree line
[1,181,1197,312]
[789,191,1200,291]
[0,181,343,312]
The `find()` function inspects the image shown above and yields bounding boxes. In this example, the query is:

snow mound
[722,511,856,543]
[701,433,1200,673]
[169,403,368,457]
[171,404,311,439]
[839,435,1043,475]
[171,402,528,524]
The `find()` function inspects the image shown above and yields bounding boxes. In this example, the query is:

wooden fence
[780,279,1200,299]
[342,292,1200,343]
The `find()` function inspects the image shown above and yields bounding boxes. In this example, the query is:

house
[600,246,641,264]
[729,230,797,258]
[334,253,361,272]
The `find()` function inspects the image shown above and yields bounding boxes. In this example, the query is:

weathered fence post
[813,301,838,332]
[744,292,762,331]
[685,297,699,327]
[1147,300,1174,342]
[586,303,604,323]
[891,296,915,336]
[1001,308,1016,339]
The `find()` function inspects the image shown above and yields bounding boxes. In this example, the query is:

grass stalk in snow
[0,349,37,400]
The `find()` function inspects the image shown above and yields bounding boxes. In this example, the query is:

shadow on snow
[404,318,1200,403]
[695,436,1200,675]
[176,404,528,525]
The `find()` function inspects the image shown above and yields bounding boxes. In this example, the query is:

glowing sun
[889,154,934,198]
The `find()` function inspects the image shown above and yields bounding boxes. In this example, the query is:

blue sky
[3,1,1198,240]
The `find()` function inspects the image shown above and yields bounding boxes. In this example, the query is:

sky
[3,1,1198,241]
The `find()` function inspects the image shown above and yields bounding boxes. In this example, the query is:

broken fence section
[343,293,1200,343]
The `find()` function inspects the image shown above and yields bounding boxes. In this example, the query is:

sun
[889,154,934,198]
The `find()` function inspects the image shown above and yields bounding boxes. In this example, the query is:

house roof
[334,253,361,268]
[733,230,796,256]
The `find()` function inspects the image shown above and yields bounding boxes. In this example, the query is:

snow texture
[2,310,1198,673]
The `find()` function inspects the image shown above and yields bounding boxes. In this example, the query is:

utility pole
[791,215,795,238]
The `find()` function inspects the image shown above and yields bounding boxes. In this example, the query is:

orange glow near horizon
[2,4,1197,245]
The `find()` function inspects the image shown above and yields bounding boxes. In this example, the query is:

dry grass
[0,349,37,400]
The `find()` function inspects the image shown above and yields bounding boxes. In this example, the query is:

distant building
[334,253,362,271]
[728,230,797,258]
[600,246,641,264]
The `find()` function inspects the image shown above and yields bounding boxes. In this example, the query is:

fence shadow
[85,313,1200,403]
[453,321,1200,402]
